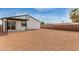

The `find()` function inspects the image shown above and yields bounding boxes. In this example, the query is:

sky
[0,8,71,24]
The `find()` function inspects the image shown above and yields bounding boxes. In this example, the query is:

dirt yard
[0,29,79,51]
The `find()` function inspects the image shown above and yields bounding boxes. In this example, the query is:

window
[11,22,16,29]
[6,21,16,30]
[21,21,26,27]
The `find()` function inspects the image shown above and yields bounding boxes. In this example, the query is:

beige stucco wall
[14,17,40,31]
[16,21,26,31]
[14,15,40,30]
[27,16,40,30]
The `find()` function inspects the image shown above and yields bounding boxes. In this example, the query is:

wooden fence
[41,23,79,31]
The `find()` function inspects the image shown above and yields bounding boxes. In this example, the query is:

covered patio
[2,17,28,32]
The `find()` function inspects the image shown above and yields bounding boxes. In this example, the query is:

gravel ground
[0,29,79,51]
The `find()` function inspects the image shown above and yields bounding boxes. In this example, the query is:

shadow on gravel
[0,32,8,37]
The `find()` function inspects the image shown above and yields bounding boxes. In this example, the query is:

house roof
[5,17,27,21]
[0,14,40,22]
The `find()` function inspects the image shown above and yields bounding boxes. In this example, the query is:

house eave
[5,17,27,21]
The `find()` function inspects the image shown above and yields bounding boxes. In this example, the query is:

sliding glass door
[5,21,16,31]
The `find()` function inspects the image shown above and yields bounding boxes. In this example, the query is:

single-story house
[0,14,40,32]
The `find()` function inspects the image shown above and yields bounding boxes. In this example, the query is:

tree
[41,21,45,25]
[70,8,79,22]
